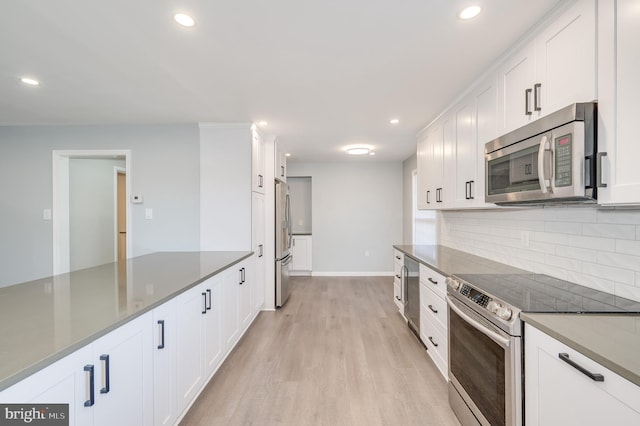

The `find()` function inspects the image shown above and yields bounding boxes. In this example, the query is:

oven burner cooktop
[452,273,640,314]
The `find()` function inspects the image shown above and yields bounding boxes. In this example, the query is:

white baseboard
[311,271,394,277]
[290,271,312,276]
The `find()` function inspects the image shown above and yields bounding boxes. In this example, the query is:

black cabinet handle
[242,268,246,283]
[465,181,470,200]
[469,181,474,199]
[428,304,438,314]
[258,174,263,188]
[596,152,608,188]
[395,256,401,260]
[534,83,542,111]
[157,320,165,349]
[558,353,604,382]
[395,296,401,301]
[202,292,207,314]
[428,278,438,285]
[525,88,532,115]
[84,365,95,407]
[426,190,430,204]
[206,289,212,310]
[281,165,285,177]
[428,337,439,347]
[259,244,264,258]
[99,354,110,394]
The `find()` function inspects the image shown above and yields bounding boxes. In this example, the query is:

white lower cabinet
[152,299,177,426]
[291,235,312,272]
[418,264,448,379]
[1,312,153,426]
[393,250,404,314]
[525,323,640,425]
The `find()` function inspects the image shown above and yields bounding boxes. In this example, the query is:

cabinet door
[0,346,93,426]
[291,236,311,271]
[474,77,498,206]
[238,260,253,332]
[175,284,206,415]
[92,312,153,426]
[252,127,265,193]
[441,115,455,207]
[525,324,640,425]
[416,130,431,209]
[454,97,476,206]
[153,299,177,426]
[222,266,240,350]
[597,0,640,205]
[497,41,536,134]
[202,275,223,377]
[252,192,265,311]
[536,0,596,116]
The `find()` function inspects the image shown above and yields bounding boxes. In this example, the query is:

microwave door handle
[446,296,511,349]
[537,135,551,194]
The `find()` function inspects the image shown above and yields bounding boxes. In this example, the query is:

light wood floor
[180,276,460,426]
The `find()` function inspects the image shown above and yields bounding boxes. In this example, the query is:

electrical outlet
[365,250,370,257]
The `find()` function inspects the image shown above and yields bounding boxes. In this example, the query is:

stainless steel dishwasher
[404,255,420,339]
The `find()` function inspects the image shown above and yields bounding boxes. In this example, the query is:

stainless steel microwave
[485,102,598,205]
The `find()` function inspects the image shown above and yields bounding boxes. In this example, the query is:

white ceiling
[1,0,563,162]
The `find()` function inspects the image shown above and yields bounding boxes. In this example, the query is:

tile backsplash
[440,206,640,303]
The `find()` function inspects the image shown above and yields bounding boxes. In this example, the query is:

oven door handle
[446,296,511,349]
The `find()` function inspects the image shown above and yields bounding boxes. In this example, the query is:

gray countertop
[522,313,640,387]
[0,251,252,392]
[393,244,526,276]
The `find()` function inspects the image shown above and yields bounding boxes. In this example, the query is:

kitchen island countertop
[0,251,252,392]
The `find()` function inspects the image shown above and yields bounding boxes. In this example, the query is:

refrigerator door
[276,254,292,307]
[275,181,291,260]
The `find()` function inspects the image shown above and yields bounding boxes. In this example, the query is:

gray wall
[0,124,201,287]
[286,161,402,275]
[69,158,125,271]
[402,154,417,244]
[288,176,312,234]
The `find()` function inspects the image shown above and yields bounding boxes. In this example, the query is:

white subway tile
[583,261,635,285]
[512,248,546,263]
[637,225,640,240]
[566,271,615,294]
[614,282,640,303]
[544,254,582,272]
[555,245,597,262]
[533,232,616,251]
[597,209,640,225]
[616,240,640,257]
[544,221,582,235]
[509,258,536,272]
[533,264,568,281]
[597,252,640,273]
[552,206,597,223]
[582,223,636,240]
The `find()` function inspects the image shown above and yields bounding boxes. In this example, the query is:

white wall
[0,124,201,287]
[287,161,402,275]
[440,206,640,302]
[288,176,312,235]
[69,158,125,271]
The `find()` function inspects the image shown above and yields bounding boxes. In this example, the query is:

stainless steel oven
[404,256,420,339]
[446,278,522,426]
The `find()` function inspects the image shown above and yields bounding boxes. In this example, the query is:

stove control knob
[496,306,513,321]
[486,300,498,313]
[446,277,460,290]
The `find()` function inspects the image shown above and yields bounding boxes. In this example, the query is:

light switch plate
[131,195,144,204]
[145,208,153,220]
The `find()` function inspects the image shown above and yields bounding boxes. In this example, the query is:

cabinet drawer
[394,261,402,279]
[420,283,447,329]
[419,264,446,299]
[393,250,404,266]
[420,317,448,379]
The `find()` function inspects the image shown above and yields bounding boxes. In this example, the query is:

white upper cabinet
[251,127,265,194]
[275,142,287,182]
[498,0,596,135]
[597,0,640,205]
[453,97,477,205]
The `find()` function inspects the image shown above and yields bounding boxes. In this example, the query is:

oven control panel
[447,277,513,321]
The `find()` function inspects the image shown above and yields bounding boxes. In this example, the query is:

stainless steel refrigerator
[275,180,292,307]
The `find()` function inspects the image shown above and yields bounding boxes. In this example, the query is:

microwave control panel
[554,133,572,187]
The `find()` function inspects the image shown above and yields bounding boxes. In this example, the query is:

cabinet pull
[558,353,604,382]
[157,320,165,349]
[258,244,264,258]
[395,256,401,260]
[428,336,439,347]
[202,292,207,314]
[428,304,438,314]
[281,165,285,177]
[206,289,212,310]
[525,88,532,115]
[395,274,401,279]
[596,152,608,188]
[258,174,263,188]
[239,267,246,285]
[99,354,110,394]
[426,190,431,204]
[534,83,542,111]
[84,365,95,407]
[469,180,474,199]
[465,181,470,200]
[428,278,438,285]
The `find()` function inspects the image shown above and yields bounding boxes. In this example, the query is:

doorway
[52,150,132,275]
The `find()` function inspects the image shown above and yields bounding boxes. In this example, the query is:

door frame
[52,150,132,275]
[114,166,126,262]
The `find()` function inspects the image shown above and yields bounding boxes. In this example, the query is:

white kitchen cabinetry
[252,192,265,311]
[497,0,596,135]
[251,127,265,194]
[525,324,640,425]
[238,259,254,333]
[393,250,405,315]
[417,115,454,209]
[2,313,153,426]
[275,143,287,182]
[152,299,177,426]
[453,96,477,205]
[597,0,640,205]
[419,264,448,379]
[291,235,312,273]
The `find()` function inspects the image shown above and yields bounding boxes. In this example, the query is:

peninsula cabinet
[1,312,154,426]
[525,324,640,425]
[497,0,596,135]
[152,299,178,426]
[596,0,640,205]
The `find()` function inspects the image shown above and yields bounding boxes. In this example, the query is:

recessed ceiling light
[369,152,376,156]
[458,5,482,20]
[285,153,291,157]
[390,118,399,124]
[20,77,40,86]
[174,13,195,27]
[346,147,371,156]
[258,121,268,126]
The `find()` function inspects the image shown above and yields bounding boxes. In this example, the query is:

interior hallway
[180,276,460,426]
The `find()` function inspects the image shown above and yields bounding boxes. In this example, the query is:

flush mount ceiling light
[389,118,399,125]
[285,153,291,157]
[258,121,268,126]
[174,13,195,27]
[458,5,482,20]
[20,77,40,86]
[346,147,371,155]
